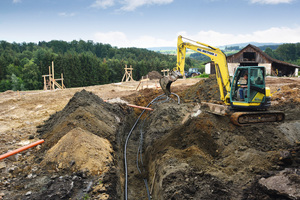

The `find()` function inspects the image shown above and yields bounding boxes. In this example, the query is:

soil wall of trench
[3,77,300,200]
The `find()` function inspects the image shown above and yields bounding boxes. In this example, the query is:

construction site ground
[0,75,300,200]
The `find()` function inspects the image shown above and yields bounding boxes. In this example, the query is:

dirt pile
[180,74,221,103]
[145,71,163,80]
[272,83,300,104]
[38,89,129,150]
[2,89,132,200]
[41,127,113,175]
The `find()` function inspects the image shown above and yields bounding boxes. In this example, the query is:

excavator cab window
[231,66,266,104]
[248,67,266,103]
[230,68,249,102]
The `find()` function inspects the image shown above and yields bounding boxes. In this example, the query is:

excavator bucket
[159,70,183,96]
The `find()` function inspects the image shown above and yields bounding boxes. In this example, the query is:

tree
[22,59,41,90]
[0,79,11,92]
[11,73,25,91]
[264,47,276,59]
[275,43,296,61]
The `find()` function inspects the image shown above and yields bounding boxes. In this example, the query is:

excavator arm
[160,36,231,105]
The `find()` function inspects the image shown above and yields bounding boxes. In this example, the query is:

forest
[0,40,196,92]
[0,40,299,92]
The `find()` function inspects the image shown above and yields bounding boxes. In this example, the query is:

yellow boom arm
[175,36,231,104]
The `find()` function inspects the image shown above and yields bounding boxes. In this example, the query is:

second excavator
[159,35,284,126]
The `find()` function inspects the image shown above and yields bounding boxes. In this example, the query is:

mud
[1,77,300,200]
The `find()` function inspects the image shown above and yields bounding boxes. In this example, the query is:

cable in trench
[124,93,180,200]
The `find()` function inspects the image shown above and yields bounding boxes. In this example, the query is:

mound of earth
[144,71,163,80]
[180,74,221,103]
[41,127,113,175]
[3,89,133,200]
[272,83,300,105]
[37,89,129,151]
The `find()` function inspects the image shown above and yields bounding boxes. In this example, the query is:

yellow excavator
[159,35,284,126]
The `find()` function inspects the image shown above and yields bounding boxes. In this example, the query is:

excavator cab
[230,66,270,110]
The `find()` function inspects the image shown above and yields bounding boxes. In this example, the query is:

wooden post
[61,73,64,89]
[52,61,55,90]
[122,65,127,82]
[48,66,51,90]
[43,76,46,90]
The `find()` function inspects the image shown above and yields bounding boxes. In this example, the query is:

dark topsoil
[1,77,300,200]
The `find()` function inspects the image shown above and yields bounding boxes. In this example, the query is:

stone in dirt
[259,169,300,200]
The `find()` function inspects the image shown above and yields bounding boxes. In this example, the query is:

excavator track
[230,111,285,126]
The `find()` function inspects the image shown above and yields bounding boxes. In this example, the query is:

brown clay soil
[0,76,300,200]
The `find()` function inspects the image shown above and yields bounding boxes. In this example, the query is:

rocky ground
[0,75,299,200]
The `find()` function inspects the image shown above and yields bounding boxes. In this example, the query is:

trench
[2,77,300,199]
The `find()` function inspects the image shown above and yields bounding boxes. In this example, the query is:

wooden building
[206,44,299,77]
[227,44,299,76]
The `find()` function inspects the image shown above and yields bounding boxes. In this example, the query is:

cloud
[180,26,300,46]
[120,0,174,11]
[250,0,294,4]
[94,26,300,48]
[13,0,22,3]
[94,31,127,47]
[91,0,115,9]
[94,31,175,48]
[58,12,76,17]
[90,0,173,10]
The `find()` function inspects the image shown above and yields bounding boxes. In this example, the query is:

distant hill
[147,47,177,51]
[147,42,282,52]
[219,42,282,50]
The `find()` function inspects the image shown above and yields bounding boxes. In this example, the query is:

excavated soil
[144,71,163,80]
[0,77,300,200]
[180,74,221,103]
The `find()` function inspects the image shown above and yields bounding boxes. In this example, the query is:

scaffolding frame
[42,61,66,90]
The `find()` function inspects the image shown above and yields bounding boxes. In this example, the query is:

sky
[1,0,300,48]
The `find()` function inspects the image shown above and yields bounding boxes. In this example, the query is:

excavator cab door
[248,67,266,103]
[230,66,267,109]
[230,67,249,102]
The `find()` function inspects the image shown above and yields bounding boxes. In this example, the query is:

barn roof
[227,44,300,68]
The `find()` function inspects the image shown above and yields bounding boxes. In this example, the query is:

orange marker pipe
[127,104,153,111]
[0,139,44,161]
[103,100,153,111]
